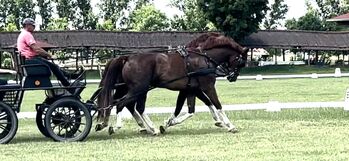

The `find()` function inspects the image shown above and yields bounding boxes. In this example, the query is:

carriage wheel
[35,105,50,138]
[0,102,18,144]
[44,98,92,142]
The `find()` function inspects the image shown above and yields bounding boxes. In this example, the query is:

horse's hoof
[214,122,224,128]
[138,128,147,134]
[152,129,160,136]
[108,127,115,135]
[159,126,166,134]
[95,124,103,132]
[228,127,238,133]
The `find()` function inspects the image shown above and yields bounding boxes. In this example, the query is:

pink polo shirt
[17,29,37,59]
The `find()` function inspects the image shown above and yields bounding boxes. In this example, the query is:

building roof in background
[327,13,349,22]
[326,13,349,25]
[0,30,349,51]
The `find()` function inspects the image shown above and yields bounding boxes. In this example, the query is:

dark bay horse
[97,33,248,135]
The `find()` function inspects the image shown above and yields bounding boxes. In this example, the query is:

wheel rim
[0,103,18,144]
[36,105,50,137]
[0,110,12,138]
[46,99,91,141]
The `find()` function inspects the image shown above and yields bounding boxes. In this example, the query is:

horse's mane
[186,32,221,48]
[186,32,245,56]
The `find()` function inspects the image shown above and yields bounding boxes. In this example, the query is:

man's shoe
[70,68,85,79]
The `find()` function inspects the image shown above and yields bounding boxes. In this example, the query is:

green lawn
[1,108,349,161]
[19,77,349,112]
[241,65,349,75]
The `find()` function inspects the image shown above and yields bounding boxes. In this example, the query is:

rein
[97,47,233,114]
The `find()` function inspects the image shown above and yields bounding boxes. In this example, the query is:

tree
[47,18,69,30]
[170,0,215,31]
[37,0,53,30]
[13,0,37,29]
[285,0,349,31]
[0,0,17,30]
[54,0,75,22]
[74,0,97,29]
[263,0,288,29]
[197,0,269,41]
[98,0,152,30]
[126,4,170,31]
[285,10,325,30]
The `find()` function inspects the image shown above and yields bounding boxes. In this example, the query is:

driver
[16,18,83,87]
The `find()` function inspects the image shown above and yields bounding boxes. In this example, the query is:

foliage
[170,0,215,31]
[263,0,288,29]
[285,9,325,30]
[286,0,349,31]
[96,20,115,31]
[98,0,152,30]
[74,0,97,30]
[37,0,52,30]
[126,4,170,31]
[46,18,69,30]
[13,0,37,29]
[54,0,75,22]
[197,0,269,41]
[0,0,17,30]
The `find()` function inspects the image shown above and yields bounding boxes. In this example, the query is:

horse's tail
[97,56,128,120]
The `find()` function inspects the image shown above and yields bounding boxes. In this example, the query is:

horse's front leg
[203,86,238,133]
[130,93,160,135]
[195,90,223,127]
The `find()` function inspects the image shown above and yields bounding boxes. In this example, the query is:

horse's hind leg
[96,108,111,132]
[195,90,223,127]
[202,87,238,133]
[132,93,160,135]
[126,103,147,133]
[160,90,187,133]
[160,91,196,133]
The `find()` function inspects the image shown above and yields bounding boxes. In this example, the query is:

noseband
[186,47,244,80]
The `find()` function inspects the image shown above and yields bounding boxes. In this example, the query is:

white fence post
[266,101,281,112]
[344,88,349,111]
[256,74,263,81]
[335,68,341,78]
[311,73,318,79]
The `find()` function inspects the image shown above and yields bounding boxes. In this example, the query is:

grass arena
[1,77,349,160]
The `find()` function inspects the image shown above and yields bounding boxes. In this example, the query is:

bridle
[186,47,245,81]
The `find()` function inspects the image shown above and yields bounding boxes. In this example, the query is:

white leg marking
[217,109,237,132]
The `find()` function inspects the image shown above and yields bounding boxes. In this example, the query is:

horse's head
[194,34,248,82]
[225,47,248,82]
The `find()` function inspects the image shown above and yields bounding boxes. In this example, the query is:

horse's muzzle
[227,72,239,82]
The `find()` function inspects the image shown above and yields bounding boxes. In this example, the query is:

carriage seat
[21,58,52,88]
[23,59,51,76]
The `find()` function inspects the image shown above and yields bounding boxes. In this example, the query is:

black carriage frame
[0,51,96,143]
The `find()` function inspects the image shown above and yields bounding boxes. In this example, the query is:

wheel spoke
[0,113,7,120]
[0,122,10,125]
[0,124,9,132]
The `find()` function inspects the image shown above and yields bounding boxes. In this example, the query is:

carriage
[0,52,99,144]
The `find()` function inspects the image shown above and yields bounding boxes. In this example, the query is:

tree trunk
[282,49,285,61]
[76,49,79,71]
[0,51,2,68]
[274,49,277,65]
[250,48,253,61]
[307,51,310,66]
